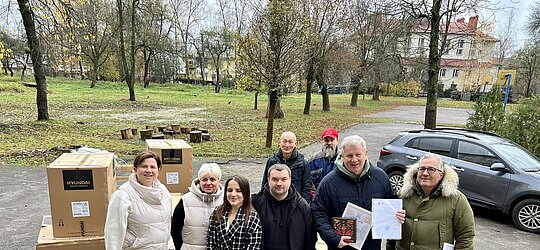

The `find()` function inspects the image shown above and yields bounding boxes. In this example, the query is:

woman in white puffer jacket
[171,163,224,250]
[105,151,172,250]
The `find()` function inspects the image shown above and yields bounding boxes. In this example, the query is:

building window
[453,69,459,77]
[456,39,464,55]
[418,38,425,47]
[439,69,446,77]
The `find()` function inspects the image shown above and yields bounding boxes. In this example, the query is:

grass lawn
[0,75,474,166]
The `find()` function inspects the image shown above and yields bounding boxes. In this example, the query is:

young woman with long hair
[206,175,262,250]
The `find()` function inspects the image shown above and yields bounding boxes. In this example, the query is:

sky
[493,0,536,48]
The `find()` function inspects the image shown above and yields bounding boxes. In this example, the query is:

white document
[341,202,372,250]
[371,199,402,239]
[71,201,90,217]
[443,242,455,250]
[166,172,179,184]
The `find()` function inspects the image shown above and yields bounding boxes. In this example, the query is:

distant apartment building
[401,15,499,91]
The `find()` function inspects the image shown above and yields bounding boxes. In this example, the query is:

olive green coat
[387,162,475,250]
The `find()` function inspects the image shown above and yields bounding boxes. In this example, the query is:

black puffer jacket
[252,185,316,250]
[261,148,311,201]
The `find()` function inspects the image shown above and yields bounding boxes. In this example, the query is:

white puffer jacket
[105,173,172,250]
[180,180,224,250]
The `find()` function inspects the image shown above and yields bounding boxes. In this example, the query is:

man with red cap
[308,128,339,201]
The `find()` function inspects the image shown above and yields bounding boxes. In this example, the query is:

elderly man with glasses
[387,153,475,250]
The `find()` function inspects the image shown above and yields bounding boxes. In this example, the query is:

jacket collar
[277,148,298,161]
[398,161,460,198]
[128,173,164,205]
[335,155,371,181]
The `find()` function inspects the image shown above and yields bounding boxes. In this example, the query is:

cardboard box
[47,153,116,238]
[36,216,105,250]
[146,139,193,193]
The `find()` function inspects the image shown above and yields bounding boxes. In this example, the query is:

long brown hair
[213,175,253,223]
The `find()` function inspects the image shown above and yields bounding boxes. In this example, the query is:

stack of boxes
[36,140,192,249]
[37,153,116,249]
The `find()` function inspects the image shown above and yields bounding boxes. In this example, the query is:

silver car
[377,128,540,233]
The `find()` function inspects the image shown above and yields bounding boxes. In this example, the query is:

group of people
[104,128,475,250]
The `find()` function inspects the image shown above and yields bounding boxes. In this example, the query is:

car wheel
[511,198,540,233]
[388,170,405,193]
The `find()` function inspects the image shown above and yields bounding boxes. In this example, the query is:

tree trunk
[265,95,284,118]
[254,91,259,110]
[266,89,278,148]
[18,0,49,120]
[372,85,381,101]
[1,59,8,75]
[78,59,84,80]
[350,84,359,107]
[303,57,315,115]
[318,75,330,111]
[90,60,98,88]
[143,49,151,88]
[526,78,532,97]
[425,0,442,129]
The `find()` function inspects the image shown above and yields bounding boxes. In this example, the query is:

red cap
[321,128,338,139]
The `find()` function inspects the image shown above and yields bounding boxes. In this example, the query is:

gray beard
[323,146,337,159]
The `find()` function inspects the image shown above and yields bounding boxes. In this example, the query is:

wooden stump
[198,128,209,133]
[202,133,211,141]
[131,128,138,137]
[170,124,180,131]
[180,127,191,134]
[151,133,165,139]
[158,125,168,132]
[120,128,133,139]
[190,131,203,143]
[163,129,174,136]
[146,125,158,132]
[191,127,199,132]
[140,129,153,140]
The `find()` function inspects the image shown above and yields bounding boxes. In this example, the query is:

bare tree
[345,1,412,105]
[399,0,484,128]
[17,0,49,120]
[527,1,540,41]
[68,0,115,88]
[497,8,516,66]
[138,0,173,88]
[512,42,540,97]
[240,0,302,148]
[169,0,206,84]
[201,28,234,93]
[301,0,345,114]
[116,0,138,101]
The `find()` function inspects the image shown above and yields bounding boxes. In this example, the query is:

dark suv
[377,128,540,233]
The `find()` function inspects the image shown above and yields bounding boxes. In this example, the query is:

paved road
[1,106,538,249]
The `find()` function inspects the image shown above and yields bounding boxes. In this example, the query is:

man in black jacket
[261,131,311,201]
[253,164,316,250]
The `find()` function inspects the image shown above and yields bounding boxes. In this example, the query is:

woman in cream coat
[171,163,224,250]
[105,151,172,250]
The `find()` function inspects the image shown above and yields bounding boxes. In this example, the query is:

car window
[491,143,540,171]
[457,141,501,167]
[405,137,453,157]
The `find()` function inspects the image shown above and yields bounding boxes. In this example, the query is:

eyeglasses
[418,167,441,174]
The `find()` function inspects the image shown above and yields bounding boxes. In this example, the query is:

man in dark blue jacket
[308,128,339,201]
[261,131,311,201]
[253,164,316,250]
[312,135,402,250]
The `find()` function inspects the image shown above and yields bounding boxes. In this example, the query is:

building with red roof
[401,15,499,92]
